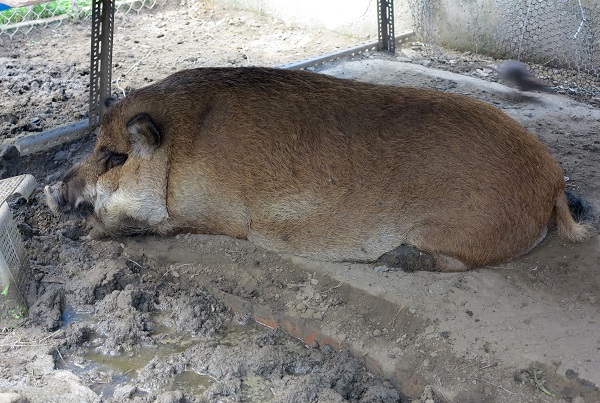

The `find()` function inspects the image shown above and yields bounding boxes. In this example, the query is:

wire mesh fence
[406,0,600,100]
[0,0,167,37]
[4,0,600,101]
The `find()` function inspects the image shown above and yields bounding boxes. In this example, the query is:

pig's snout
[44,182,93,216]
[44,182,66,214]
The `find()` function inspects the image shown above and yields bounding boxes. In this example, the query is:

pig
[45,67,594,272]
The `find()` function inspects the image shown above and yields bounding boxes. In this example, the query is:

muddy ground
[1,1,600,403]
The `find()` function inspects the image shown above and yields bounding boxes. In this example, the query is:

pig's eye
[104,151,128,170]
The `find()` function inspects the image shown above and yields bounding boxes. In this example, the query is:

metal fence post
[89,0,114,132]
[378,0,395,53]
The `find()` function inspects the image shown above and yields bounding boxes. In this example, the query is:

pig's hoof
[377,245,436,272]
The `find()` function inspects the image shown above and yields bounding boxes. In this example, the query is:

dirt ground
[1,2,600,403]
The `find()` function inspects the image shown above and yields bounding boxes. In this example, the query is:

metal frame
[279,31,412,70]
[378,0,395,53]
[89,0,115,131]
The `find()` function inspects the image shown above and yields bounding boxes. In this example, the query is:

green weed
[0,0,93,26]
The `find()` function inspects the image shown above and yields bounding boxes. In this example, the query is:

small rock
[0,392,29,403]
[419,385,435,402]
[295,303,306,312]
[242,279,257,296]
[59,225,86,241]
[373,329,382,337]
[113,384,137,399]
[401,48,418,58]
[17,223,35,238]
[53,150,70,161]
[313,311,323,320]
[155,390,185,403]
[338,333,347,342]
[0,144,19,160]
[0,144,20,178]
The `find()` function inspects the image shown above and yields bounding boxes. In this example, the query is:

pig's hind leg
[377,245,469,272]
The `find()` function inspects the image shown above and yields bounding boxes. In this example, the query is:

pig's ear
[126,113,162,156]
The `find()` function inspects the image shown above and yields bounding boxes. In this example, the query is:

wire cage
[407,0,600,100]
[0,174,36,326]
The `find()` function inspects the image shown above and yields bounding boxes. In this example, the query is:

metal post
[89,0,114,132]
[378,0,395,53]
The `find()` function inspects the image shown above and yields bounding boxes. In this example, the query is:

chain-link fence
[4,0,600,100]
[1,0,169,152]
[407,0,600,99]
[0,0,166,37]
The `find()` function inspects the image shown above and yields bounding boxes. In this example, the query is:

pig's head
[45,97,170,237]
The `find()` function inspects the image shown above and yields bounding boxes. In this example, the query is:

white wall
[211,0,415,39]
[211,0,600,67]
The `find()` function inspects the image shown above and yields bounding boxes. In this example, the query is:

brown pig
[45,67,594,272]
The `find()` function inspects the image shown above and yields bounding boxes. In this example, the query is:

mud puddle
[59,307,284,401]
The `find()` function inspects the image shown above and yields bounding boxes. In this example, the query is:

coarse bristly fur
[44,67,595,272]
[566,190,596,223]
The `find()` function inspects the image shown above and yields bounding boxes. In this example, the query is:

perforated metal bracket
[89,0,115,132]
[378,0,395,53]
[279,31,414,70]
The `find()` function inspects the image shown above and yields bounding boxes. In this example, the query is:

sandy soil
[1,2,600,403]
